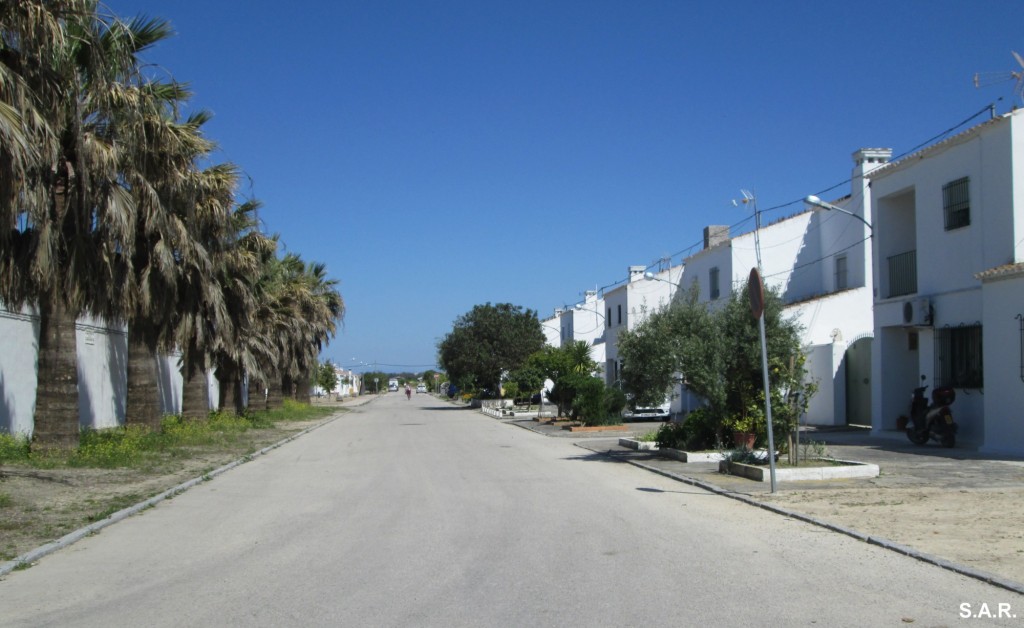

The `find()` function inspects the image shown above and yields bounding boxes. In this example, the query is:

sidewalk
[508,416,1024,594]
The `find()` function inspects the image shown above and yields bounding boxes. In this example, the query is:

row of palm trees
[0,1,343,449]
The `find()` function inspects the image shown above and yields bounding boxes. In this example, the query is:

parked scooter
[905,376,957,448]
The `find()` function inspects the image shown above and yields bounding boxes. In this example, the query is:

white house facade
[555,290,607,377]
[868,109,1024,451]
[602,264,682,390]
[679,148,886,426]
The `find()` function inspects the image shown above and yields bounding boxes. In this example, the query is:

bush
[655,421,689,449]
[656,408,720,451]
[0,433,30,462]
[680,407,720,450]
[572,378,627,426]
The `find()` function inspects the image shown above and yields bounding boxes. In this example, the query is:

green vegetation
[437,303,546,395]
[619,281,815,450]
[0,400,334,470]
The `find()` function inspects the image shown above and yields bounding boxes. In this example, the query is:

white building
[869,109,1024,452]
[602,264,682,390]
[555,290,607,377]
[540,309,563,348]
[679,148,887,426]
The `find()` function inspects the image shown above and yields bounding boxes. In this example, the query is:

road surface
[1,393,1020,626]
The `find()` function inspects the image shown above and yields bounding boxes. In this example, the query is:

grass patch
[1,400,334,471]
[0,492,12,508]
[637,430,659,442]
[0,433,31,463]
[86,493,147,523]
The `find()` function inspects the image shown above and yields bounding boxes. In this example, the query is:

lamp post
[804,195,874,233]
[643,270,679,304]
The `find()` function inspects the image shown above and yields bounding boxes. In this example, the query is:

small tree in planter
[571,377,627,426]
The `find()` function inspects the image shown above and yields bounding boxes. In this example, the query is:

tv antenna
[973,51,1024,106]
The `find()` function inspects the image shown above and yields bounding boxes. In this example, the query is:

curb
[576,442,1024,596]
[0,413,343,578]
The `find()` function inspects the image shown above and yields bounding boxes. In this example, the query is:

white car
[416,384,427,394]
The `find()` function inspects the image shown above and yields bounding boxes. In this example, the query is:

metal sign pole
[749,268,777,493]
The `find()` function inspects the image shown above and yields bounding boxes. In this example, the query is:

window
[606,307,611,328]
[835,255,848,291]
[935,325,983,388]
[942,177,970,230]
[617,304,622,325]
[709,267,720,300]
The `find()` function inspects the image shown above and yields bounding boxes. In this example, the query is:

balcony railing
[887,250,917,298]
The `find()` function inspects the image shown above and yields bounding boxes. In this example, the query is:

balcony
[887,250,917,298]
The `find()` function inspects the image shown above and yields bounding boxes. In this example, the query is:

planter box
[659,448,727,463]
[618,438,659,451]
[719,458,880,482]
[563,424,627,433]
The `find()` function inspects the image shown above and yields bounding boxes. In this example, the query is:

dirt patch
[0,418,328,564]
[747,483,1024,584]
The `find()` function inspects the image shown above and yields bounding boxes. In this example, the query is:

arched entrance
[845,336,873,425]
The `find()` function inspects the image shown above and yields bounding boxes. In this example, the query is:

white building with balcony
[869,109,1024,452]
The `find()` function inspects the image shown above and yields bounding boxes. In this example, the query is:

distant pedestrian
[405,385,412,400]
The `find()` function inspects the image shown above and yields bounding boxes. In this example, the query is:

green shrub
[655,421,689,449]
[572,378,627,426]
[680,407,721,451]
[655,407,720,451]
[0,433,31,462]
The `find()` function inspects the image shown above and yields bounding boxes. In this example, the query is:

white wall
[0,306,39,436]
[980,271,1024,455]
[75,315,127,430]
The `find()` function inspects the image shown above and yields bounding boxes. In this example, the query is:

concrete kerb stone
[576,442,1024,597]
[0,412,346,578]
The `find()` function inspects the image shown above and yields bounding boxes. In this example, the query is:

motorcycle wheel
[940,431,956,448]
[906,427,929,445]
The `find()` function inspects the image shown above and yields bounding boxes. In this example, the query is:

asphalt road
[1,394,1021,626]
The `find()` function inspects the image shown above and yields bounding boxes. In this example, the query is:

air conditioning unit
[902,297,932,326]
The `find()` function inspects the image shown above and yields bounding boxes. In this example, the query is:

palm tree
[122,93,236,429]
[0,2,174,449]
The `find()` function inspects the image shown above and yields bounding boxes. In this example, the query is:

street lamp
[804,195,874,233]
[573,303,605,319]
[643,271,678,303]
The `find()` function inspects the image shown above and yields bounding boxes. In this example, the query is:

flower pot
[732,431,756,450]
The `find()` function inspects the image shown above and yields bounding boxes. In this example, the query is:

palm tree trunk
[180,370,209,420]
[266,375,283,410]
[125,329,162,429]
[281,374,294,400]
[33,297,80,450]
[217,364,246,415]
[294,375,311,404]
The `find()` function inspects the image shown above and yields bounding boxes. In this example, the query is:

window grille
[943,177,970,230]
[934,324,983,388]
[887,250,917,297]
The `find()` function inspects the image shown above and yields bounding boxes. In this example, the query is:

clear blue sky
[107,0,1022,373]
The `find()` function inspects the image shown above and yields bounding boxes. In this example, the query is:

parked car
[622,399,671,421]
[416,384,427,394]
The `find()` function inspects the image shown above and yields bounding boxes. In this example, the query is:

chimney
[628,266,646,282]
[703,225,729,249]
